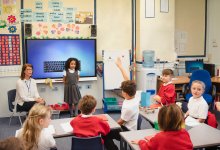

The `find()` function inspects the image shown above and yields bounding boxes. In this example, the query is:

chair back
[189,70,212,94]
[71,135,104,150]
[7,89,16,112]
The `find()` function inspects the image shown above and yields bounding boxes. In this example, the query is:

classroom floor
[0,109,152,150]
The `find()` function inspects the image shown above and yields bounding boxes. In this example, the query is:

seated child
[132,104,193,150]
[70,95,118,150]
[16,104,56,150]
[0,137,24,150]
[185,80,209,123]
[153,69,176,105]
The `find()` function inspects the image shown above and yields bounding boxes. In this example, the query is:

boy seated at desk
[153,69,176,105]
[70,95,118,150]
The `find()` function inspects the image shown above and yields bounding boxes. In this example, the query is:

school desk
[139,108,159,125]
[120,123,220,150]
[50,114,121,138]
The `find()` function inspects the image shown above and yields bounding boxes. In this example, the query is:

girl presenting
[63,58,81,117]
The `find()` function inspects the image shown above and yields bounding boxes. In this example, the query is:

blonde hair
[158,104,184,131]
[191,80,205,90]
[19,104,51,150]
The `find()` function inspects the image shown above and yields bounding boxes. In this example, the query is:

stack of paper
[185,116,201,127]
[60,122,73,133]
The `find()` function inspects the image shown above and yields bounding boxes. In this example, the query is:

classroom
[0,0,220,150]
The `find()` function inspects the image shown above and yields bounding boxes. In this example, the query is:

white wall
[0,0,132,118]
[136,0,176,62]
[96,0,132,61]
[206,0,220,69]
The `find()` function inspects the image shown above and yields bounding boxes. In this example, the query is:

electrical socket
[52,87,58,91]
[87,85,91,89]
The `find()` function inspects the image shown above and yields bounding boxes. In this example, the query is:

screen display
[25,39,96,79]
[185,61,204,73]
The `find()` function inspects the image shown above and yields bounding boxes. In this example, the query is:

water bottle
[142,50,155,68]
[141,92,151,107]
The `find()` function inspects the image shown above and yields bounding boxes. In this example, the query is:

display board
[103,50,130,90]
[0,0,22,77]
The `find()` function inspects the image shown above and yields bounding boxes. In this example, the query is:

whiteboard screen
[103,50,130,90]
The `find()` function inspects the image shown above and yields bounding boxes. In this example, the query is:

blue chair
[71,135,104,150]
[182,70,216,109]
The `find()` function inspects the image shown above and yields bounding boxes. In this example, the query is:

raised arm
[115,57,129,81]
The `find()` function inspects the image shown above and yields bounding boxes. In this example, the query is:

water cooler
[136,64,158,93]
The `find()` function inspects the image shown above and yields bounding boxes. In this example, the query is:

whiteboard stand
[102,50,131,112]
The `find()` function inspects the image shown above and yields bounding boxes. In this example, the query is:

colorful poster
[0,0,2,15]
[0,34,21,66]
[2,0,17,14]
[75,11,93,24]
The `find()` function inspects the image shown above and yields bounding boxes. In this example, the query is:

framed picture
[160,0,169,13]
[145,0,155,18]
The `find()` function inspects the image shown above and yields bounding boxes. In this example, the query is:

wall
[206,0,220,69]
[0,0,132,117]
[96,0,132,61]
[136,0,176,62]
[175,0,206,57]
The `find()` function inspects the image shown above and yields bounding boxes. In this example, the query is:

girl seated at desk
[131,104,193,150]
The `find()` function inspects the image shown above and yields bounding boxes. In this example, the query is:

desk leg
[120,137,127,150]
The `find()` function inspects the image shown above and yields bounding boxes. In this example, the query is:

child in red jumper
[153,69,176,105]
[132,104,193,150]
[70,95,118,150]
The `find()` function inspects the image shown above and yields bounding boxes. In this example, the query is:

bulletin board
[103,50,130,90]
[0,0,95,77]
[22,0,95,38]
[0,0,22,77]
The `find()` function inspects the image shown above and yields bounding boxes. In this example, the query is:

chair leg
[9,113,14,126]
[18,115,22,126]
